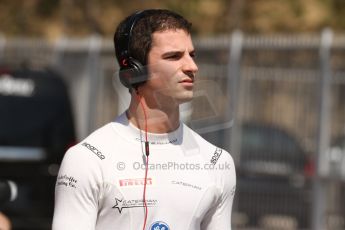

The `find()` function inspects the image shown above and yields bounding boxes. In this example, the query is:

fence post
[0,34,6,63]
[52,36,68,68]
[86,35,102,134]
[311,28,333,230]
[227,30,243,165]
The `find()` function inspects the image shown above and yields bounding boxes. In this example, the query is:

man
[53,9,236,230]
[0,212,11,230]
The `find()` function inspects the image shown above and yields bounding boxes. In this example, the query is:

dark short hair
[114,9,192,66]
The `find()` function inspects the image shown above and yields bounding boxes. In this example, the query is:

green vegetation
[0,0,345,39]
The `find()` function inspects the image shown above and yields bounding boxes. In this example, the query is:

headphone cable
[137,93,150,230]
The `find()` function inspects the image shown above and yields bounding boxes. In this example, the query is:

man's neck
[127,97,180,134]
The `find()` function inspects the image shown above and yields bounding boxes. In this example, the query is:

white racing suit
[53,113,236,230]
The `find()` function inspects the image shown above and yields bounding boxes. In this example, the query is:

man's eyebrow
[161,50,183,57]
[162,49,195,58]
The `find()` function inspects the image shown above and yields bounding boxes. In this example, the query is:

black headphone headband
[118,11,146,66]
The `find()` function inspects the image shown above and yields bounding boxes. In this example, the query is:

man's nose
[183,55,198,73]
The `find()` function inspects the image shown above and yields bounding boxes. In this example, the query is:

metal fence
[0,30,344,230]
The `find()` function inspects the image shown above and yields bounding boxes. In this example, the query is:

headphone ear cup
[119,58,147,88]
[130,58,148,85]
[119,66,134,88]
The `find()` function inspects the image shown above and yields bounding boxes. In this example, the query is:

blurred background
[0,0,344,229]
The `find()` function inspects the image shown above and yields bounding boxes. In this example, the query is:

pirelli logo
[119,178,153,187]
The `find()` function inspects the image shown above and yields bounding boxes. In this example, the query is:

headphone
[116,11,152,229]
[117,11,148,89]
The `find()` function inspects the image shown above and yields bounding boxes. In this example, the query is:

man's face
[144,29,198,106]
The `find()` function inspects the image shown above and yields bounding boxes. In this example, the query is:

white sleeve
[52,146,102,230]
[201,152,236,230]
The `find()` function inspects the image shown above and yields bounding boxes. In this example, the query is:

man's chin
[176,93,194,104]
